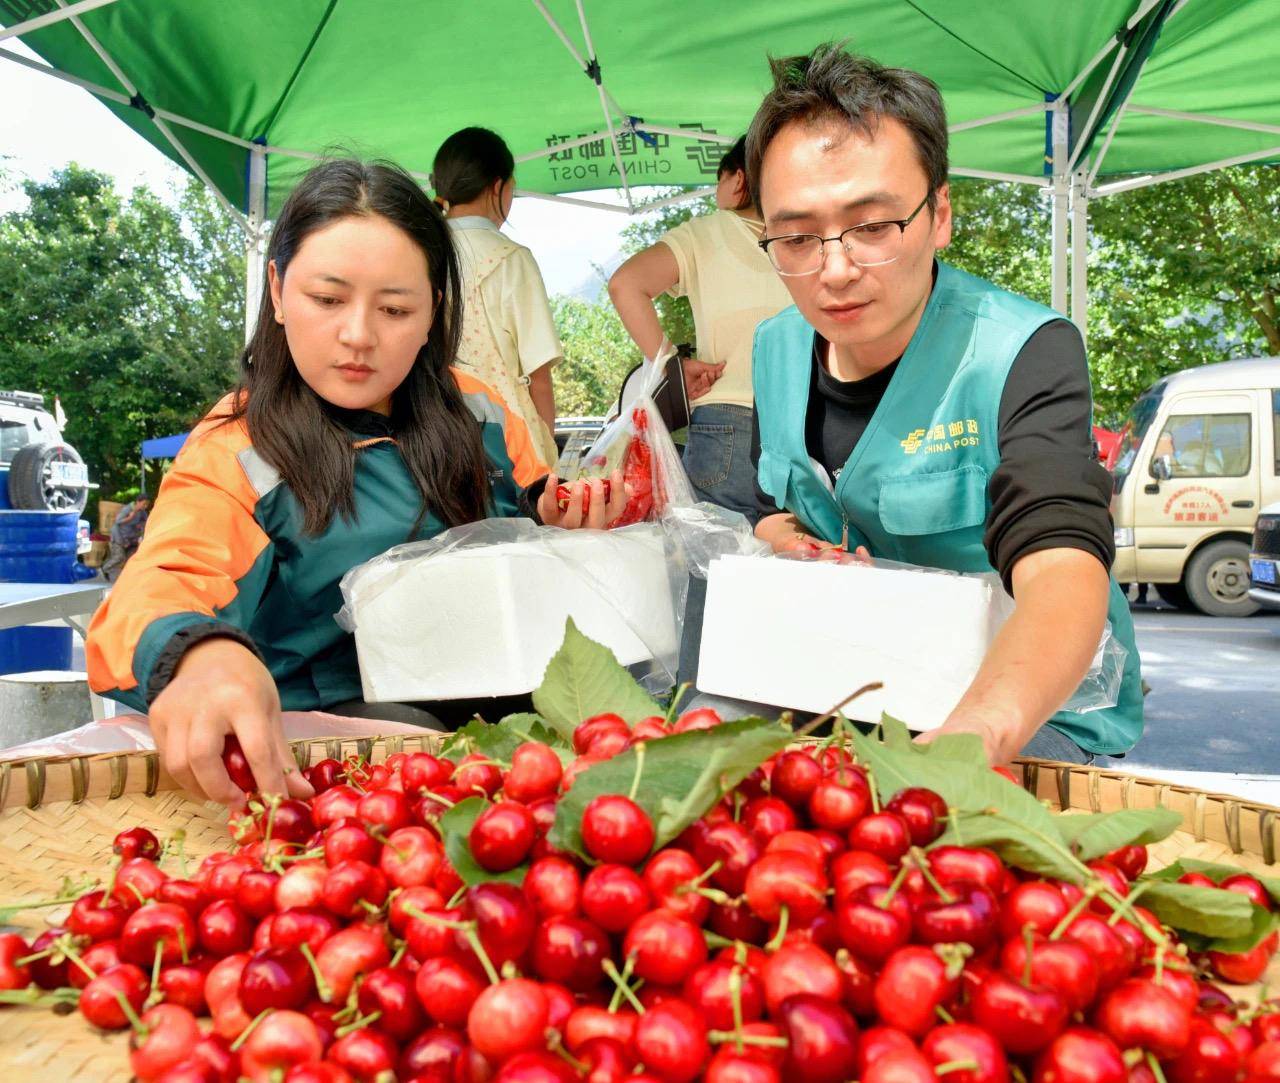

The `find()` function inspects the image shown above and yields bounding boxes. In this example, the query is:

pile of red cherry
[2,710,1280,1083]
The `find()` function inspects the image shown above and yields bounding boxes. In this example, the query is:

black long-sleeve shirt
[751,319,1115,594]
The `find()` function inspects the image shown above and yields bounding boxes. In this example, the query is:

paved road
[1098,603,1280,775]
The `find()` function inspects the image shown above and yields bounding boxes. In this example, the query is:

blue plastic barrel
[0,509,93,675]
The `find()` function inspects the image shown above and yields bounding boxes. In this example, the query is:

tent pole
[1092,144,1280,197]
[951,167,1048,186]
[1070,171,1090,342]
[949,104,1049,133]
[51,0,251,232]
[0,0,120,43]
[513,189,632,213]
[573,0,632,210]
[1124,105,1280,138]
[1050,102,1070,316]
[244,146,267,346]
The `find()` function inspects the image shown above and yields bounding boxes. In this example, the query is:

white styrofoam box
[345,525,677,702]
[697,555,1012,730]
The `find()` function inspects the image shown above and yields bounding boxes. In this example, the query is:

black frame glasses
[759,192,932,276]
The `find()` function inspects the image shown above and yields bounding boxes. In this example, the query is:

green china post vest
[752,261,1143,755]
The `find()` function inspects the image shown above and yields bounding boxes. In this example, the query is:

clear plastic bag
[573,350,694,525]
[337,518,685,697]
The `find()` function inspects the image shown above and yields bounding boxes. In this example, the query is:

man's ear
[931,183,953,251]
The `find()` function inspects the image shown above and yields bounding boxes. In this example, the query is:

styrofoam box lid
[697,554,1010,730]
[346,527,678,702]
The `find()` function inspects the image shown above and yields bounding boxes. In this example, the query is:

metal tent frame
[4,0,1279,344]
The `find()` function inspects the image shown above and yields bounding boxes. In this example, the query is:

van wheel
[7,442,88,513]
[1185,539,1260,617]
[1154,582,1192,609]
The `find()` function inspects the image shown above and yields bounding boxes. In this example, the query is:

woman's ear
[267,260,285,324]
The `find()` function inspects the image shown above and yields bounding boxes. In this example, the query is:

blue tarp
[141,433,188,459]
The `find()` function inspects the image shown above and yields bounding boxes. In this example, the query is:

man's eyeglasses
[759,192,932,276]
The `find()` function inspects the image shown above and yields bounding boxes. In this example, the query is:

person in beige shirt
[608,136,792,517]
[433,127,561,466]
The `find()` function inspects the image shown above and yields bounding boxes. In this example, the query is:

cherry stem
[15,947,56,967]
[230,1008,272,1051]
[602,958,646,1014]
[1022,925,1034,988]
[910,848,955,905]
[707,1031,790,1048]
[702,931,737,950]
[728,966,745,1054]
[0,987,79,1007]
[607,955,636,1013]
[935,1061,980,1075]
[402,904,470,931]
[935,1004,956,1025]
[165,829,190,879]
[878,863,913,909]
[678,861,724,895]
[765,905,790,953]
[1146,1052,1169,1083]
[463,927,500,985]
[1049,887,1098,941]
[793,682,884,740]
[53,933,97,981]
[866,762,881,815]
[546,1029,589,1074]
[1097,883,1168,948]
[389,941,408,969]
[299,942,333,1004]
[177,922,189,965]
[112,987,148,1038]
[446,884,468,909]
[628,742,646,803]
[665,684,691,727]
[145,940,164,1009]
[334,1010,382,1038]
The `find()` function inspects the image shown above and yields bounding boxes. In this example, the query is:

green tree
[943,167,1276,423]
[551,296,637,416]
[0,165,244,507]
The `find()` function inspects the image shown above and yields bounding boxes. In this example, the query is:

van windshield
[1112,386,1165,489]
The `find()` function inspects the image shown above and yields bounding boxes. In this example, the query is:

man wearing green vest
[744,44,1144,765]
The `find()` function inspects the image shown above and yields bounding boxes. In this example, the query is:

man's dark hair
[745,43,949,213]
[716,136,753,210]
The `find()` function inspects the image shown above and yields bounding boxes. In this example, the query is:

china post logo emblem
[901,420,980,455]
[900,429,926,455]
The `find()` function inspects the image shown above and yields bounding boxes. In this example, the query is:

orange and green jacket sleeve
[86,404,274,712]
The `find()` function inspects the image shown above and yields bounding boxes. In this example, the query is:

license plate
[1253,559,1278,585]
[50,460,87,486]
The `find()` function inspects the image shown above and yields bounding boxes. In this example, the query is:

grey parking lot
[1099,604,1280,775]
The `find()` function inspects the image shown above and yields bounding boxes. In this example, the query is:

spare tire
[8,442,89,513]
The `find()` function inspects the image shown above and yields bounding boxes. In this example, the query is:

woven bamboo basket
[1,741,1278,1080]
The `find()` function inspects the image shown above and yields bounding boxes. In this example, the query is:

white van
[1110,357,1280,617]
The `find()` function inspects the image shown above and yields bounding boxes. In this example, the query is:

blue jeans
[681,404,758,519]
[1019,724,1093,764]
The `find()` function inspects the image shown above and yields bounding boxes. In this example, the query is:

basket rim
[2,739,1279,818]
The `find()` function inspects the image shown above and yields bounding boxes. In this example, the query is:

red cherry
[673,707,722,733]
[913,879,999,950]
[999,881,1067,939]
[129,1003,202,1081]
[1095,977,1192,1060]
[808,777,870,832]
[221,736,256,793]
[1000,934,1099,1013]
[414,956,486,1028]
[573,714,629,754]
[744,850,829,923]
[770,751,824,808]
[848,812,912,863]
[582,864,652,933]
[762,942,842,1016]
[356,966,426,1042]
[1103,844,1148,881]
[380,826,444,888]
[532,915,610,991]
[401,752,453,795]
[1210,934,1277,984]
[120,902,197,968]
[623,909,708,986]
[582,795,655,866]
[644,848,711,924]
[835,882,912,964]
[633,1000,710,1083]
[873,946,959,1037]
[505,742,564,803]
[239,946,315,1015]
[969,970,1069,1054]
[523,855,583,919]
[114,826,162,861]
[1222,874,1273,911]
[922,1023,1008,1083]
[684,959,765,1030]
[197,898,255,955]
[79,962,149,1030]
[468,978,550,1060]
[470,801,537,872]
[885,787,947,846]
[468,881,537,967]
[777,994,859,1083]
[1032,1027,1127,1083]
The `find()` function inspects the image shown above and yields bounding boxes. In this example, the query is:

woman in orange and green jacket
[86,159,625,807]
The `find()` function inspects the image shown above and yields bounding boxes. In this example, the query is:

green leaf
[1152,858,1280,908]
[1138,880,1257,940]
[1055,808,1183,862]
[936,810,1086,883]
[548,718,793,861]
[439,713,573,766]
[1180,903,1280,954]
[439,796,527,887]
[532,618,662,741]
[879,715,986,767]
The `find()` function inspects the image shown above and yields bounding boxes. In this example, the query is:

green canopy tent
[2,0,1277,340]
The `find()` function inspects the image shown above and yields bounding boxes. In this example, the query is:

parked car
[0,390,92,515]
[1110,357,1280,617]
[1249,501,1280,611]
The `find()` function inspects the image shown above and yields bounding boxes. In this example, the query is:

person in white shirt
[432,127,562,466]
[608,137,792,518]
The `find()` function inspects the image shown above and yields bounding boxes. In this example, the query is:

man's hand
[150,637,314,807]
[914,716,1014,765]
[682,357,725,400]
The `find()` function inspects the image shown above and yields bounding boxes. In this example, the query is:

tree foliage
[945,167,1277,423]
[0,165,244,507]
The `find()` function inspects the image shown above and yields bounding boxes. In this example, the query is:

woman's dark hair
[234,157,492,536]
[716,136,753,211]
[746,43,949,214]
[431,127,515,208]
